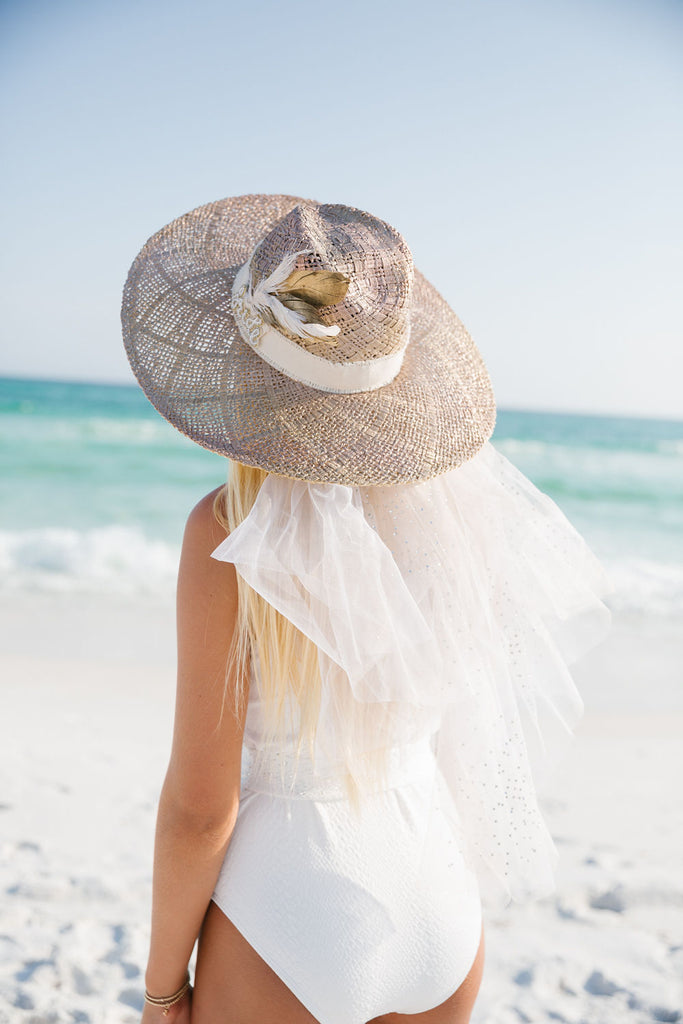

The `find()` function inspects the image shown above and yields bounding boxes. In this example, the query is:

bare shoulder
[177,485,236,603]
[183,485,229,553]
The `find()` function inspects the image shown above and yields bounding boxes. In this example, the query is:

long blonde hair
[213,460,398,806]
[212,460,323,761]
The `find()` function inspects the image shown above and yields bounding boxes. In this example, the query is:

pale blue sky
[1,0,682,418]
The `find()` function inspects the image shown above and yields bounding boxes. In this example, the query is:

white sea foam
[1,525,682,617]
[0,526,179,597]
[498,436,683,467]
[657,439,683,457]
[602,556,683,617]
[495,439,552,459]
[0,414,187,447]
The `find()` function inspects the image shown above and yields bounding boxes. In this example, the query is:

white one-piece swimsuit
[211,674,482,1024]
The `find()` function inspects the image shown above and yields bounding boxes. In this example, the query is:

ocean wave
[494,439,554,459]
[0,413,188,447]
[1,526,682,617]
[657,439,683,457]
[0,525,179,597]
[494,438,683,505]
[602,556,683,617]
[496,436,683,459]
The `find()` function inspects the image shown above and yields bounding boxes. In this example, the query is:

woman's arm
[142,487,246,1016]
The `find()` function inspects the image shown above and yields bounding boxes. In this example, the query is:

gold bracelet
[144,973,191,1016]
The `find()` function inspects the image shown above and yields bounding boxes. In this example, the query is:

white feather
[253,250,310,302]
[246,250,341,341]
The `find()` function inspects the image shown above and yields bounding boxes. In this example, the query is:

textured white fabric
[211,441,612,908]
[213,689,483,1024]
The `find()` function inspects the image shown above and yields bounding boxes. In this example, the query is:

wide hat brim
[121,193,496,486]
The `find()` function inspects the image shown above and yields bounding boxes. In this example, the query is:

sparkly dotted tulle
[211,441,612,906]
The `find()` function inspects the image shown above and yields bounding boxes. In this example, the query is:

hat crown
[249,203,414,364]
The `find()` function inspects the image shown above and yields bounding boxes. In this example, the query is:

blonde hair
[212,461,322,762]
[213,460,398,806]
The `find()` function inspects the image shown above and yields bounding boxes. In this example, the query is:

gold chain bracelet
[144,973,191,1016]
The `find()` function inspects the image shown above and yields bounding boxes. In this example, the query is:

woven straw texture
[248,202,411,361]
[121,194,496,486]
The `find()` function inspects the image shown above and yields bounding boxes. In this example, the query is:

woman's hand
[140,986,192,1024]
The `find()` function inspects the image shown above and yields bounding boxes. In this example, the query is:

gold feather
[277,295,327,324]
[277,295,339,345]
[277,269,350,308]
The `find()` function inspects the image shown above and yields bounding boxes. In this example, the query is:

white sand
[1,594,682,1023]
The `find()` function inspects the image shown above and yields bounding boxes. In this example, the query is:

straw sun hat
[121,194,496,486]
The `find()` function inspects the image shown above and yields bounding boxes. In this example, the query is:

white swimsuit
[212,681,482,1024]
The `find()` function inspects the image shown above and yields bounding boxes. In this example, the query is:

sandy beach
[1,592,682,1024]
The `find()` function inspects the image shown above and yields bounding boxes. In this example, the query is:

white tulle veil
[211,442,612,907]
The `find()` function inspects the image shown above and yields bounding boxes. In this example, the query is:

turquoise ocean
[1,376,682,617]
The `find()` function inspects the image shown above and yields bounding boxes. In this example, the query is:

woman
[122,195,611,1024]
